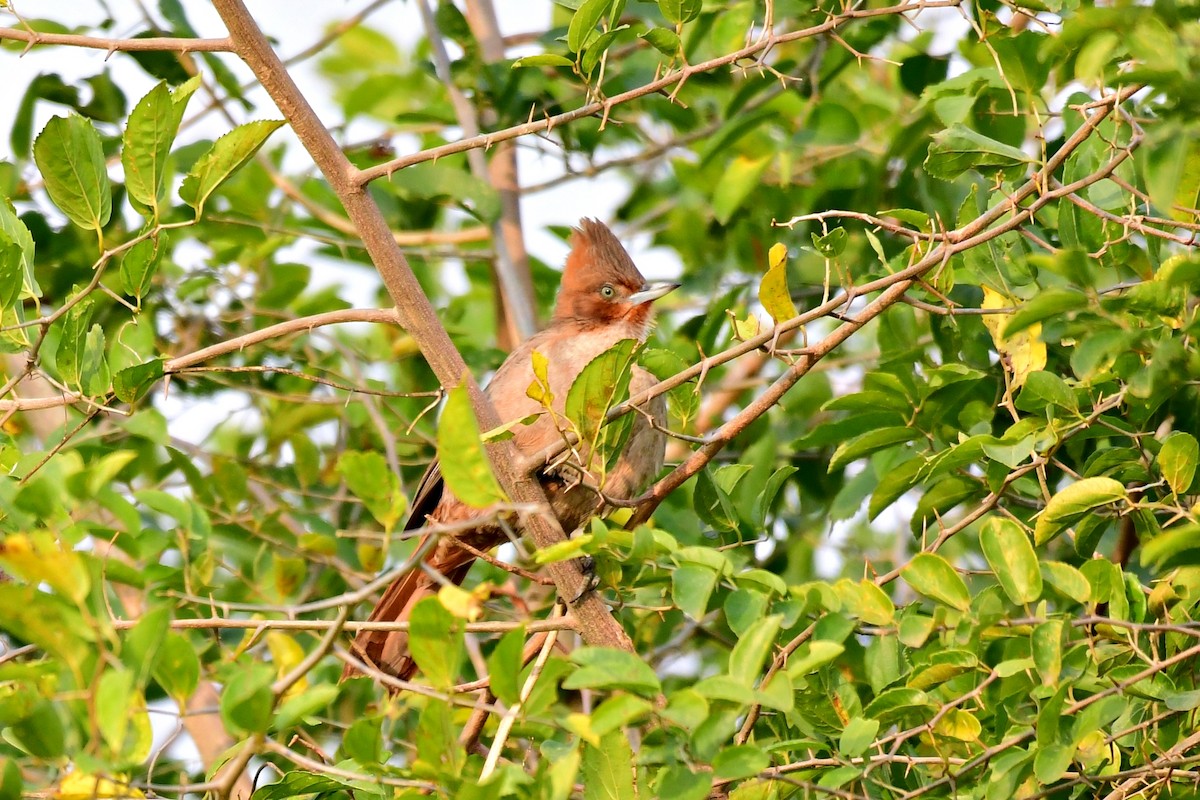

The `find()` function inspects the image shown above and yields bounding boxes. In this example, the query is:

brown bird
[345,219,678,683]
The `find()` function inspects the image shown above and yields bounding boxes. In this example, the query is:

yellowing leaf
[58,772,144,800]
[526,349,553,407]
[266,631,307,699]
[438,582,488,621]
[768,242,788,270]
[982,286,1046,389]
[759,245,798,325]
[933,708,982,741]
[0,532,90,604]
[732,313,760,340]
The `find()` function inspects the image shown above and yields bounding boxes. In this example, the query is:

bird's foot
[569,555,600,604]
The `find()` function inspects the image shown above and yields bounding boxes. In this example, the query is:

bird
[345,218,678,683]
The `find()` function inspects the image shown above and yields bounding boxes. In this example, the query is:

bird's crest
[563,218,644,287]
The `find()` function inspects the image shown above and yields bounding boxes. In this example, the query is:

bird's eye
[600,284,616,299]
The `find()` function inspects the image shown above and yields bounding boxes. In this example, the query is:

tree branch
[0,26,232,52]
[211,0,634,658]
[353,0,964,184]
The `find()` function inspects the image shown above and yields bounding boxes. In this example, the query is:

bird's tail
[341,536,476,685]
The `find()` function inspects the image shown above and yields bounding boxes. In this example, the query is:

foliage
[1,1,1199,799]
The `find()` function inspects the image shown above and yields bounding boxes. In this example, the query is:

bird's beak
[627,281,680,306]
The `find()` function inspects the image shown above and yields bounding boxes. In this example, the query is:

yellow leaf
[768,242,788,270]
[526,349,554,406]
[732,313,760,341]
[564,711,602,746]
[759,245,798,325]
[981,286,1046,389]
[58,772,144,800]
[933,708,982,741]
[0,532,90,604]
[266,632,307,699]
[438,582,488,621]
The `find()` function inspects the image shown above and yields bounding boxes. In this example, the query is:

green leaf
[1040,561,1092,604]
[712,155,771,225]
[812,228,848,257]
[591,694,654,737]
[219,663,274,735]
[1034,477,1127,545]
[153,633,200,707]
[179,119,284,215]
[863,687,933,723]
[0,759,22,800]
[583,729,636,800]
[908,650,978,690]
[568,0,612,53]
[122,77,199,217]
[80,323,110,397]
[336,450,406,531]
[485,625,525,706]
[409,596,464,690]
[341,717,385,764]
[1158,431,1198,495]
[829,427,920,472]
[565,647,661,696]
[113,358,164,403]
[640,27,681,56]
[8,702,65,759]
[565,338,638,458]
[728,615,781,686]
[582,26,630,75]
[672,563,718,620]
[437,381,508,509]
[32,115,111,237]
[784,640,844,677]
[839,717,880,758]
[122,605,170,687]
[1031,619,1063,685]
[712,745,770,781]
[120,232,167,302]
[902,553,970,611]
[388,161,501,223]
[979,517,1043,604]
[658,0,702,25]
[1002,288,1089,337]
[924,123,1032,180]
[0,200,37,300]
[835,579,895,625]
[274,684,338,731]
[1140,523,1200,570]
[512,54,575,68]
[533,534,593,565]
[655,764,711,800]
[0,235,22,309]
[95,669,135,756]
[1033,743,1073,785]
[250,772,370,800]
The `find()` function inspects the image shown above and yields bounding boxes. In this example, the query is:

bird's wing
[405,458,444,531]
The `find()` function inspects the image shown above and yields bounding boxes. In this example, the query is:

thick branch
[211,0,633,655]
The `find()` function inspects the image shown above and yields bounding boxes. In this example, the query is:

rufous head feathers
[552,218,678,332]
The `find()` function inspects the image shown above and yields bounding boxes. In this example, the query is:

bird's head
[552,218,679,334]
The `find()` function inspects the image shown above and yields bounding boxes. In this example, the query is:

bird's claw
[569,556,600,604]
